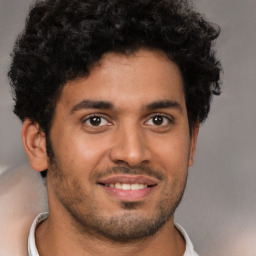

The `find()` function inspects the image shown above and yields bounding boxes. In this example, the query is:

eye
[83,115,110,127]
[145,115,172,126]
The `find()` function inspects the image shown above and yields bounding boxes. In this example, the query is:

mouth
[97,175,158,201]
[104,183,150,190]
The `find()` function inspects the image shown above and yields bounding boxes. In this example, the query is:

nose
[109,124,151,167]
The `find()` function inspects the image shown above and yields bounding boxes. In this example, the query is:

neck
[35,211,185,256]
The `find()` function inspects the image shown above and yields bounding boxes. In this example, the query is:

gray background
[0,0,255,255]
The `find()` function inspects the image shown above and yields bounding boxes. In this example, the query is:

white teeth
[115,183,122,189]
[122,184,131,190]
[106,183,147,190]
[131,183,140,190]
[139,184,146,189]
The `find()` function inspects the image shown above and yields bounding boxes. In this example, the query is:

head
[9,0,221,242]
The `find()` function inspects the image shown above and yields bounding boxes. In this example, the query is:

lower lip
[100,185,156,201]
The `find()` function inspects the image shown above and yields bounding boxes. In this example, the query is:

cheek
[151,134,191,168]
[53,132,112,173]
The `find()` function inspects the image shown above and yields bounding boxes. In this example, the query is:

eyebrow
[70,99,183,114]
[146,100,183,112]
[70,100,113,114]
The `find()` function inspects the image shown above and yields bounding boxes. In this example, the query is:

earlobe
[188,122,199,167]
[22,119,48,172]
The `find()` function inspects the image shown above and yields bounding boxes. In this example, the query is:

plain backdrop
[0,0,256,255]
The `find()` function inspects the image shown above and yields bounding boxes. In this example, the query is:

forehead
[58,49,185,112]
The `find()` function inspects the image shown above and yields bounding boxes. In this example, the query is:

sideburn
[40,133,55,178]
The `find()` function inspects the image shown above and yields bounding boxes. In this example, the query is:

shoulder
[28,212,49,256]
[175,223,199,256]
[0,164,48,256]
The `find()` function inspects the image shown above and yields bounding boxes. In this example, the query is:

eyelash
[144,113,174,126]
[82,114,111,127]
[82,113,174,127]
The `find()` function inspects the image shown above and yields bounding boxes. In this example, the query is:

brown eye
[89,116,102,126]
[145,115,170,126]
[152,115,164,125]
[83,115,109,127]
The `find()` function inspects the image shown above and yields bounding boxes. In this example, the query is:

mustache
[90,166,164,181]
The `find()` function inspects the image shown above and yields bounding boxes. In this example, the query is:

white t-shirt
[28,212,199,256]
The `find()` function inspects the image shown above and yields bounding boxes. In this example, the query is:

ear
[22,119,48,172]
[188,121,199,167]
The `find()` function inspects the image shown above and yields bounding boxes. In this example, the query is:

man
[8,0,221,255]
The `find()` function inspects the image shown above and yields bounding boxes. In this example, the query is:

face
[46,49,198,241]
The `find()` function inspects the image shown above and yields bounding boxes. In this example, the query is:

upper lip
[98,175,159,186]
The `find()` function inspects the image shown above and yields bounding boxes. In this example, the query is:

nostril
[108,133,151,168]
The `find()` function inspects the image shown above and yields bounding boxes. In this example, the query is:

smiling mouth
[99,183,155,191]
[97,175,158,201]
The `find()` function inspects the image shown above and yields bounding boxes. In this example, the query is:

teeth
[106,183,148,190]
[122,184,131,190]
[131,183,139,190]
[139,184,146,189]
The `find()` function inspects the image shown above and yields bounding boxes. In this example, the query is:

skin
[22,48,198,256]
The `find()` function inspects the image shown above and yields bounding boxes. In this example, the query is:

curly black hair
[9,0,221,154]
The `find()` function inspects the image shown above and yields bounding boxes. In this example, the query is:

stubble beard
[47,155,188,243]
